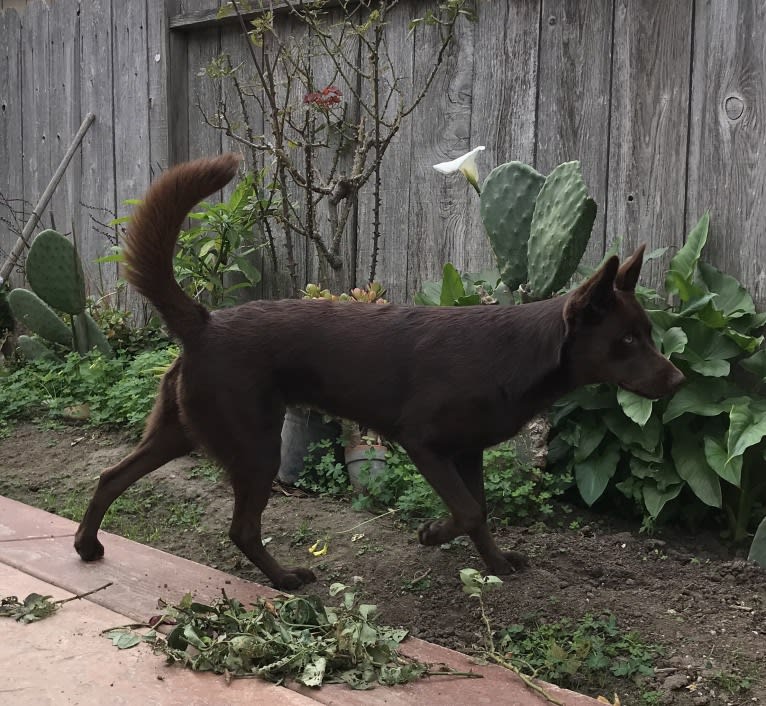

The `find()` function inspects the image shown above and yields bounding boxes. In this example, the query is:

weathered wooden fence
[0,0,764,311]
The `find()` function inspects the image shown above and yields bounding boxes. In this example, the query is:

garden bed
[1,422,764,706]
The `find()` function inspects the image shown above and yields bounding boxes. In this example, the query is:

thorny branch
[200,0,472,295]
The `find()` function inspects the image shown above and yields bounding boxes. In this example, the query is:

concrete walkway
[0,495,599,705]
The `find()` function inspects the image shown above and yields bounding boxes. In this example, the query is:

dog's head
[562,245,685,399]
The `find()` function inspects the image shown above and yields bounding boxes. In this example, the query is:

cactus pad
[479,162,545,290]
[8,288,72,347]
[26,229,86,315]
[73,312,113,357]
[527,161,596,298]
[17,335,57,361]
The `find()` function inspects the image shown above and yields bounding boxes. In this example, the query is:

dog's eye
[622,333,634,344]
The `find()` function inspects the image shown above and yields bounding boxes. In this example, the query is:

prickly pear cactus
[7,228,113,358]
[17,335,57,361]
[8,288,73,347]
[527,161,596,298]
[479,162,545,290]
[26,229,86,315]
[73,311,112,357]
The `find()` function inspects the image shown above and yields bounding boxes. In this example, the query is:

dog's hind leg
[199,409,316,591]
[406,444,525,575]
[417,448,485,546]
[74,361,194,561]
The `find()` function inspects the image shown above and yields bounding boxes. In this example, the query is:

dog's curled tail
[123,153,240,343]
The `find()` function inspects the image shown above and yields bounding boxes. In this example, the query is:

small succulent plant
[302,282,388,304]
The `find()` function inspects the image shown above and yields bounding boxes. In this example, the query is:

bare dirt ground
[1,423,764,705]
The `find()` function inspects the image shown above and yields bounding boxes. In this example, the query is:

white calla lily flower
[433,145,486,194]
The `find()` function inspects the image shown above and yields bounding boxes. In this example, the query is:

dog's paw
[502,549,529,570]
[486,550,529,575]
[74,534,104,562]
[418,518,459,546]
[272,567,316,591]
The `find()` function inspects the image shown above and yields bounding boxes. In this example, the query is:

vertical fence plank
[148,0,170,179]
[21,1,50,243]
[0,8,24,284]
[166,0,189,165]
[466,0,540,276]
[607,0,693,284]
[356,2,414,303]
[47,0,81,244]
[185,0,222,161]
[79,0,118,300]
[113,0,152,318]
[537,0,613,264]
[406,3,474,302]
[687,1,766,308]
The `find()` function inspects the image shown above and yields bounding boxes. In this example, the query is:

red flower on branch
[303,85,342,108]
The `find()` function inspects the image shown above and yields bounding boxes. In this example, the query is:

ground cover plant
[297,441,571,527]
[0,346,177,437]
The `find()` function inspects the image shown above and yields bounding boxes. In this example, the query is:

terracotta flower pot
[345,443,387,493]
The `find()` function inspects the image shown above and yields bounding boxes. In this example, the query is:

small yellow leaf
[309,540,328,557]
[596,695,621,706]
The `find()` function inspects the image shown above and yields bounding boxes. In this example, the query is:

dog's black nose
[669,367,686,391]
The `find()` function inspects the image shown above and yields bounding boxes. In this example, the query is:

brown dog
[74,154,685,589]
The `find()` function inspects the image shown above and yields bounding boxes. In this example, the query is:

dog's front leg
[405,444,527,574]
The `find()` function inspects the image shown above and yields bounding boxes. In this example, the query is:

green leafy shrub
[110,172,271,309]
[550,214,766,540]
[174,172,270,307]
[0,346,178,436]
[298,442,569,524]
[88,305,170,356]
[295,439,350,496]
[414,264,512,306]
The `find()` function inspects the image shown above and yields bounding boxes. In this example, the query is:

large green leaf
[685,354,730,377]
[671,429,722,508]
[662,377,736,423]
[575,441,621,506]
[695,260,755,318]
[574,419,608,463]
[665,213,709,298]
[643,482,683,519]
[727,401,766,462]
[661,327,688,357]
[678,317,742,361]
[665,270,706,303]
[604,407,661,451]
[617,388,653,427]
[703,436,742,487]
[748,517,766,569]
[677,292,719,319]
[551,385,617,424]
[724,329,763,353]
[740,350,766,381]
[440,263,466,306]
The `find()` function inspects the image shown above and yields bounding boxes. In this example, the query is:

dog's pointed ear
[564,255,619,329]
[614,244,646,292]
